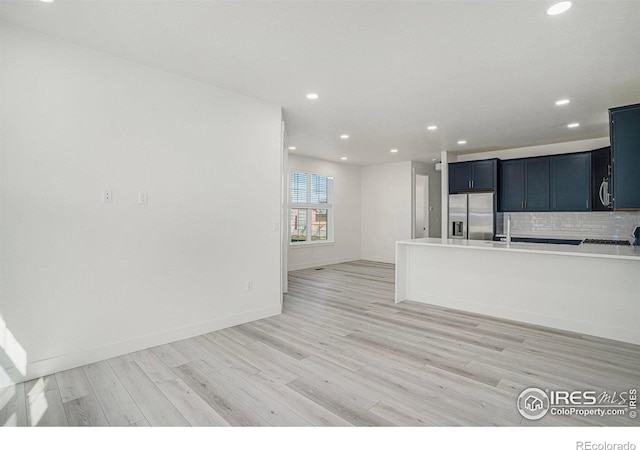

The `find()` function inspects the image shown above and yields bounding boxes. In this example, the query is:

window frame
[289,171,334,246]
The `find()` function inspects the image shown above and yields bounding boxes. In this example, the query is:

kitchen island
[395,238,640,345]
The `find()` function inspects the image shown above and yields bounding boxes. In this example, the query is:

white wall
[287,154,361,270]
[0,23,282,385]
[361,161,413,263]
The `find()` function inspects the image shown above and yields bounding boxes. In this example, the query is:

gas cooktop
[582,239,631,246]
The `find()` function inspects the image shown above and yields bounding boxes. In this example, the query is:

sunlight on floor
[0,315,28,376]
[1,384,17,426]
[0,314,32,426]
[27,378,48,426]
[3,411,17,427]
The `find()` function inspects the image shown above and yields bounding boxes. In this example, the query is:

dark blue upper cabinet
[449,162,473,193]
[524,157,550,211]
[471,160,496,190]
[499,160,525,211]
[551,152,591,211]
[499,157,549,212]
[610,103,640,210]
[449,159,497,193]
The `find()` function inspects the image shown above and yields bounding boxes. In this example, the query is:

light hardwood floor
[2,260,639,426]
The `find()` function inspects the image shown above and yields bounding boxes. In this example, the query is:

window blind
[290,172,308,204]
[311,174,328,204]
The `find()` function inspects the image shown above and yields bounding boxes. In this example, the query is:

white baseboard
[287,256,360,271]
[2,303,281,387]
[360,255,395,264]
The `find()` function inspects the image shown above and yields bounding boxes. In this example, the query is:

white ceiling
[1,1,639,166]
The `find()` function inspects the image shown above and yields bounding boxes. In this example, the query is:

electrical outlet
[103,190,113,203]
[246,280,254,291]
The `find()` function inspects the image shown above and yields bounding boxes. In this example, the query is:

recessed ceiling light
[341,157,348,160]
[547,1,572,16]
[390,149,398,153]
[567,122,580,128]
[288,146,296,150]
[340,134,349,139]
[306,93,319,100]
[427,125,438,131]
[40,0,54,2]
[458,140,467,145]
[555,99,570,106]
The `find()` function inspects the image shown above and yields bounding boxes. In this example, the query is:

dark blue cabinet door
[499,160,525,211]
[525,158,550,211]
[610,104,640,209]
[449,160,497,193]
[551,153,591,211]
[471,160,496,190]
[449,162,472,193]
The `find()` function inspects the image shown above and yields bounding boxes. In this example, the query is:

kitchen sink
[494,237,582,245]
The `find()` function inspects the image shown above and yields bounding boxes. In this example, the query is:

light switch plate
[138,191,148,204]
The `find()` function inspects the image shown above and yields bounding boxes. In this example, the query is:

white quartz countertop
[397,237,640,261]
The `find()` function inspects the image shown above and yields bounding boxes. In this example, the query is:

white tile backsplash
[497,211,640,241]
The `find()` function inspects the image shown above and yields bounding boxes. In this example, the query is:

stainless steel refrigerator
[448,193,494,240]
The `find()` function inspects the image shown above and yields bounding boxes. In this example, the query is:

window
[290,172,333,244]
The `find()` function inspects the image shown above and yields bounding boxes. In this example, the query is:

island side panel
[395,242,409,303]
[403,244,640,345]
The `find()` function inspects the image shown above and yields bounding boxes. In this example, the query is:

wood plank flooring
[3,260,639,426]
